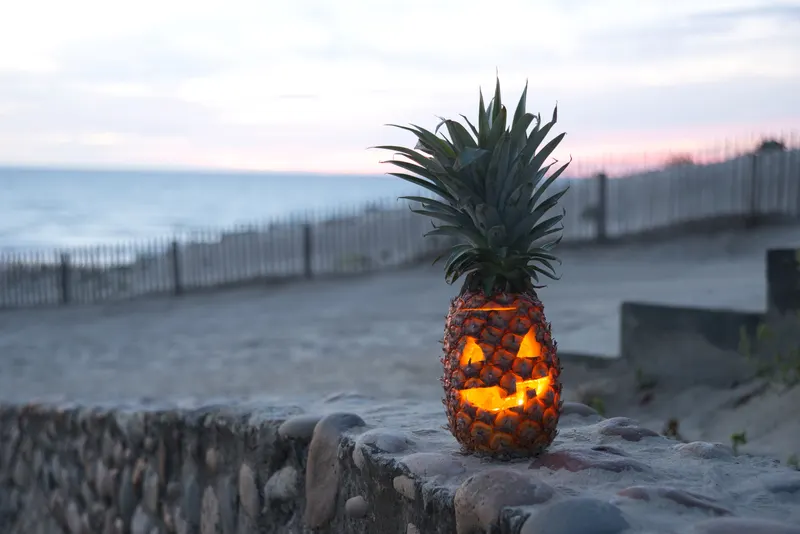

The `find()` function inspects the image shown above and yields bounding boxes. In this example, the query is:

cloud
[0,0,797,171]
[691,3,800,21]
[0,72,221,137]
[580,3,799,66]
[55,33,229,86]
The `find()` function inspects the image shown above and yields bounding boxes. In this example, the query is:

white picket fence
[556,149,800,241]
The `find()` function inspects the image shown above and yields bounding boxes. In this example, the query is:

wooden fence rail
[1,149,799,309]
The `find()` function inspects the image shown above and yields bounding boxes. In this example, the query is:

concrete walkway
[1,224,797,404]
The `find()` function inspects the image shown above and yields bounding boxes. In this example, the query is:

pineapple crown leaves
[371,77,571,293]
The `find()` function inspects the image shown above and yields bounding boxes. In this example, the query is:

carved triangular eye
[460,336,485,366]
[517,328,542,359]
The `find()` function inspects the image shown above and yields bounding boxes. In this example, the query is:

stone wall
[4,399,800,534]
[0,402,460,534]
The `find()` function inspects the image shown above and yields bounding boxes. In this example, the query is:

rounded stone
[353,429,414,470]
[174,507,189,534]
[594,417,660,442]
[162,506,175,533]
[407,523,421,534]
[2,422,20,467]
[102,509,122,534]
[238,464,260,519]
[200,487,219,534]
[32,449,45,475]
[400,452,466,478]
[455,469,555,534]
[49,492,67,527]
[142,467,160,515]
[616,485,731,516]
[94,460,109,497]
[689,517,800,534]
[760,472,800,494]
[12,459,30,486]
[131,505,154,534]
[356,429,415,454]
[80,480,95,506]
[304,413,366,529]
[204,448,218,473]
[264,465,299,502]
[278,414,324,441]
[181,474,202,528]
[393,475,416,501]
[216,476,238,534]
[520,497,629,534]
[674,442,734,460]
[345,496,369,518]
[117,467,137,523]
[530,448,651,473]
[66,501,83,534]
[102,467,119,501]
[113,442,126,466]
[561,402,601,417]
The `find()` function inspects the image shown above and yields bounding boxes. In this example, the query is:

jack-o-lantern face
[443,293,561,457]
[457,328,552,412]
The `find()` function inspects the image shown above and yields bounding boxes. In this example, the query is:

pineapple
[377,78,570,458]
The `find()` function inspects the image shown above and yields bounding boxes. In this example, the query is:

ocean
[0,166,421,252]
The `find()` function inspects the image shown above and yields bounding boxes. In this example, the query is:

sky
[0,0,798,174]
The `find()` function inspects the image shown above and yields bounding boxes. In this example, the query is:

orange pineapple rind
[443,291,563,458]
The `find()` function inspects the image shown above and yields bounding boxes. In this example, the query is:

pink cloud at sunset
[0,0,797,173]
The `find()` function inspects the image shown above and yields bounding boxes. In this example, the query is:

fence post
[59,253,71,305]
[595,172,608,243]
[746,153,759,228]
[170,241,183,296]
[766,248,800,317]
[302,223,313,279]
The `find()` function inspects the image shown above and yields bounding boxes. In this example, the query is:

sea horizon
[0,165,433,252]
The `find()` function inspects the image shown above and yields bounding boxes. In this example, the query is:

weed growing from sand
[730,431,748,455]
[739,315,800,388]
[787,454,799,470]
[662,418,684,441]
[634,366,658,391]
[587,396,606,416]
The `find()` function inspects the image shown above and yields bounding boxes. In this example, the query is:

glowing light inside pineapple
[459,329,550,412]
[459,301,518,312]
[460,306,516,311]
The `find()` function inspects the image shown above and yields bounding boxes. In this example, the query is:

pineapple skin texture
[442,291,562,458]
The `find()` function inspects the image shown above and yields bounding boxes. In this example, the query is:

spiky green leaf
[387,173,447,198]
[377,76,570,293]
[454,147,490,172]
